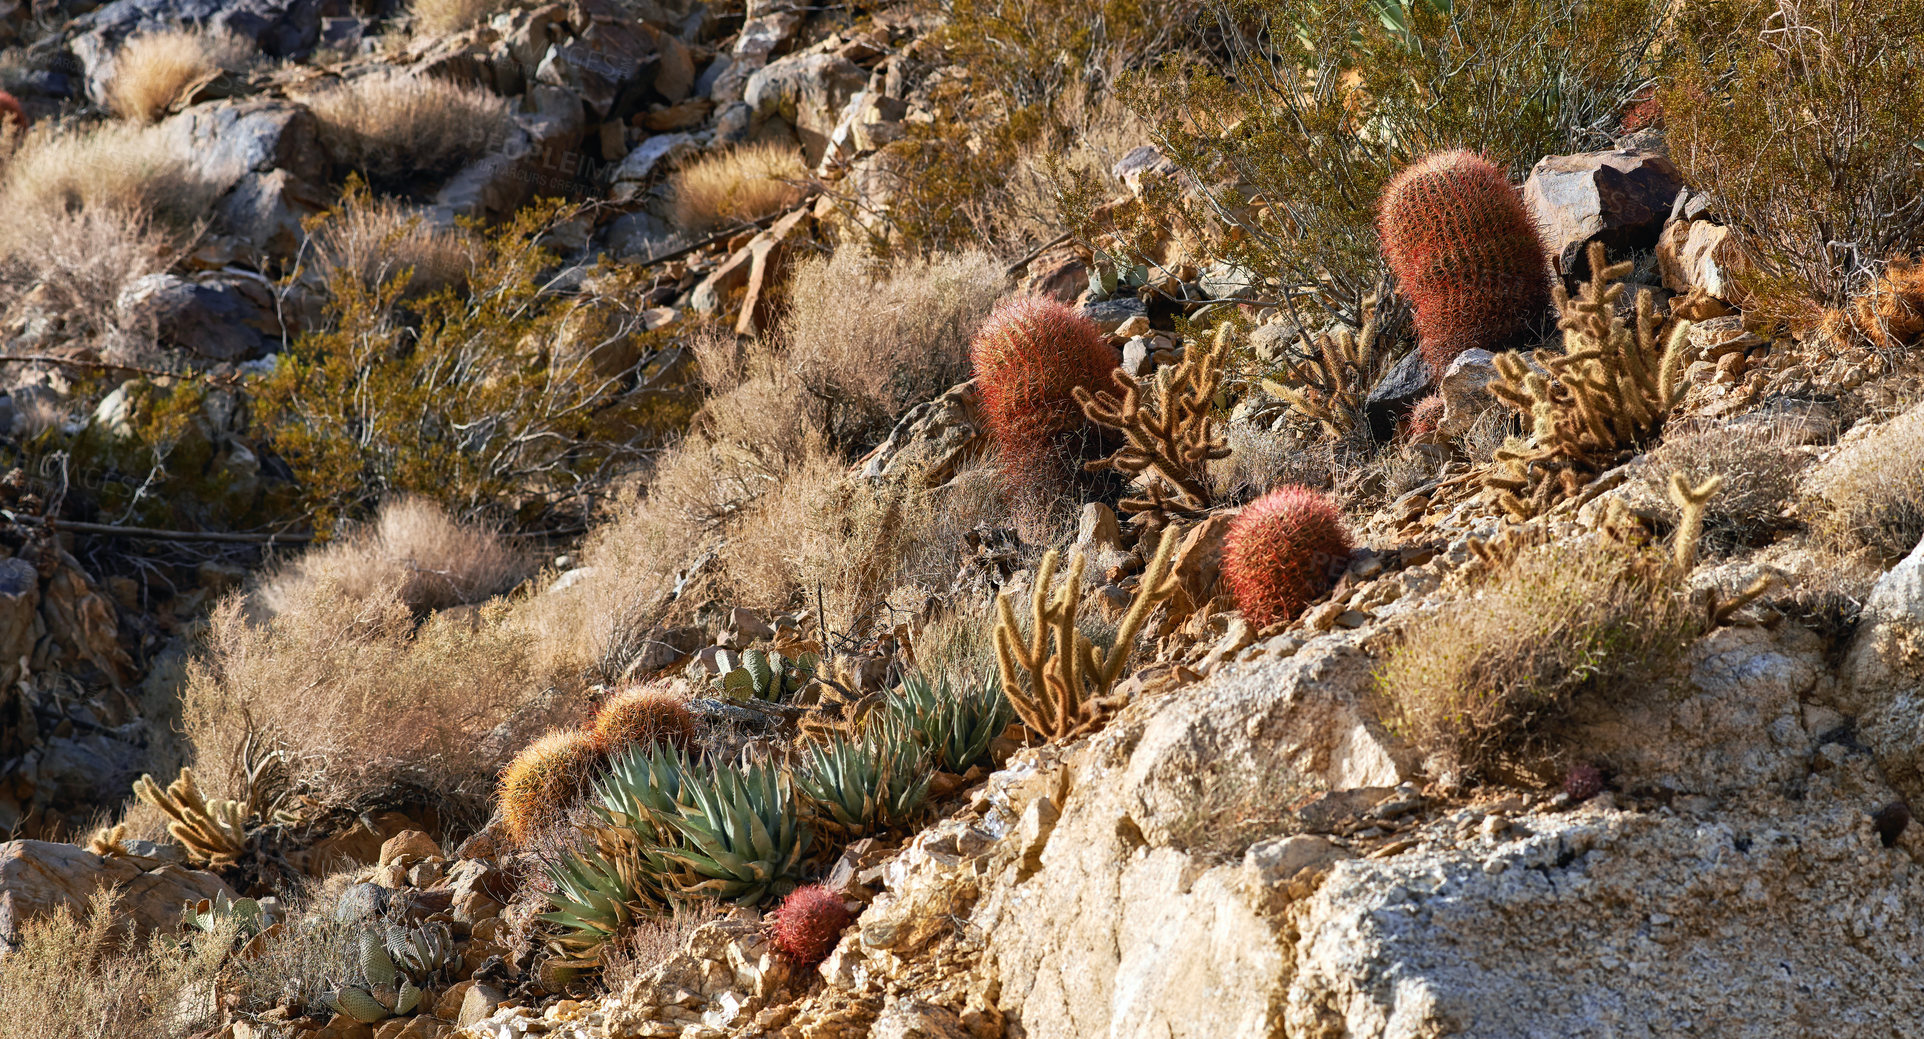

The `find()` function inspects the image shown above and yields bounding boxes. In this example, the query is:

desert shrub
[0,206,178,362]
[412,0,517,35]
[107,27,255,123]
[1663,0,1924,320]
[1126,0,1666,322]
[1641,417,1807,558]
[1805,409,1924,564]
[0,120,218,232]
[0,888,232,1039]
[875,0,1199,255]
[308,184,477,299]
[181,572,568,827]
[668,142,807,234]
[1376,537,1698,783]
[302,69,511,191]
[256,203,664,534]
[257,496,529,616]
[781,246,1004,446]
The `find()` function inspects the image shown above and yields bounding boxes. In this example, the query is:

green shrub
[1122,0,1666,322]
[1663,0,1924,322]
[257,202,687,534]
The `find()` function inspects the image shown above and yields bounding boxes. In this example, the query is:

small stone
[459,983,508,1027]
[1114,314,1151,338]
[379,830,442,867]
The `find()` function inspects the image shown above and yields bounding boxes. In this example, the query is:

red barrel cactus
[1223,486,1354,628]
[1378,150,1552,376]
[969,294,1119,492]
[770,884,853,967]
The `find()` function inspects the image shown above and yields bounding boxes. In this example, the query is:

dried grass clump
[182,572,563,826]
[669,142,807,234]
[1376,537,1698,784]
[0,888,231,1039]
[309,188,477,298]
[303,69,512,190]
[107,27,255,123]
[259,496,529,616]
[1805,408,1924,564]
[0,120,218,232]
[0,206,178,364]
[411,0,513,35]
[599,902,723,994]
[781,246,1004,446]
[1641,417,1808,559]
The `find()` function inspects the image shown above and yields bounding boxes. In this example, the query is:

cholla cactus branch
[1260,296,1397,437]
[132,768,249,867]
[1668,471,1725,571]
[1481,242,1693,518]
[1074,327,1231,528]
[994,526,1180,742]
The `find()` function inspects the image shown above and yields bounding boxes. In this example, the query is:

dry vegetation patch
[0,120,218,231]
[781,247,1004,446]
[1376,537,1698,784]
[1803,407,1924,564]
[107,28,256,123]
[302,69,512,190]
[669,142,807,234]
[411,0,515,35]
[258,496,529,616]
[308,187,477,298]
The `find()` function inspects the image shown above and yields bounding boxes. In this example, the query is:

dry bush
[0,888,231,1039]
[1665,0,1924,318]
[258,496,529,617]
[308,187,477,298]
[412,0,514,35]
[1376,538,1698,784]
[599,902,724,994]
[222,905,363,1016]
[0,120,218,232]
[1805,409,1924,564]
[107,28,255,123]
[0,206,180,364]
[302,69,511,191]
[182,573,567,826]
[1641,417,1809,558]
[668,142,806,234]
[781,246,1005,446]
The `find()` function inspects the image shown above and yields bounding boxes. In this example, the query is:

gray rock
[1120,335,1157,376]
[157,99,330,263]
[743,52,868,165]
[1843,528,1924,802]
[69,0,321,103]
[1362,348,1431,442]
[609,132,699,199]
[1111,144,1178,197]
[534,18,658,118]
[1437,348,1500,436]
[1075,297,1147,335]
[1198,260,1260,301]
[860,381,985,490]
[117,274,277,362]
[1523,149,1683,281]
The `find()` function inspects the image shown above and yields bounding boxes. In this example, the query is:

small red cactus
[1564,763,1605,803]
[498,729,606,846]
[969,294,1119,492]
[592,686,698,755]
[770,884,853,967]
[0,91,26,133]
[1223,486,1354,628]
[1378,150,1552,377]
[1406,394,1445,437]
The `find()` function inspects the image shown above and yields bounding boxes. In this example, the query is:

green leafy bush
[257,202,687,534]
[1663,0,1924,321]
[1122,0,1666,322]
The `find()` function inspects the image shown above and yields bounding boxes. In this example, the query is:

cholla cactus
[1378,150,1552,376]
[132,768,250,867]
[498,729,606,846]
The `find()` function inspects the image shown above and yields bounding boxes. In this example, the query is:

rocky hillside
[2,0,1923,1037]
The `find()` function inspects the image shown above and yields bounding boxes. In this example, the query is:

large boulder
[1523,149,1683,282]
[534,15,658,118]
[859,381,985,490]
[1658,220,1751,304]
[69,0,322,104]
[157,99,330,262]
[117,273,279,361]
[1362,348,1432,442]
[742,51,868,165]
[1841,529,1924,803]
[0,840,234,953]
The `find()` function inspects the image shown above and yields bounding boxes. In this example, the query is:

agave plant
[797,713,935,840]
[886,671,1013,774]
[595,743,812,905]
[540,826,663,969]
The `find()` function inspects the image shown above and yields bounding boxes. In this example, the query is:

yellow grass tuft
[669,142,807,234]
[302,69,512,189]
[106,27,256,123]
